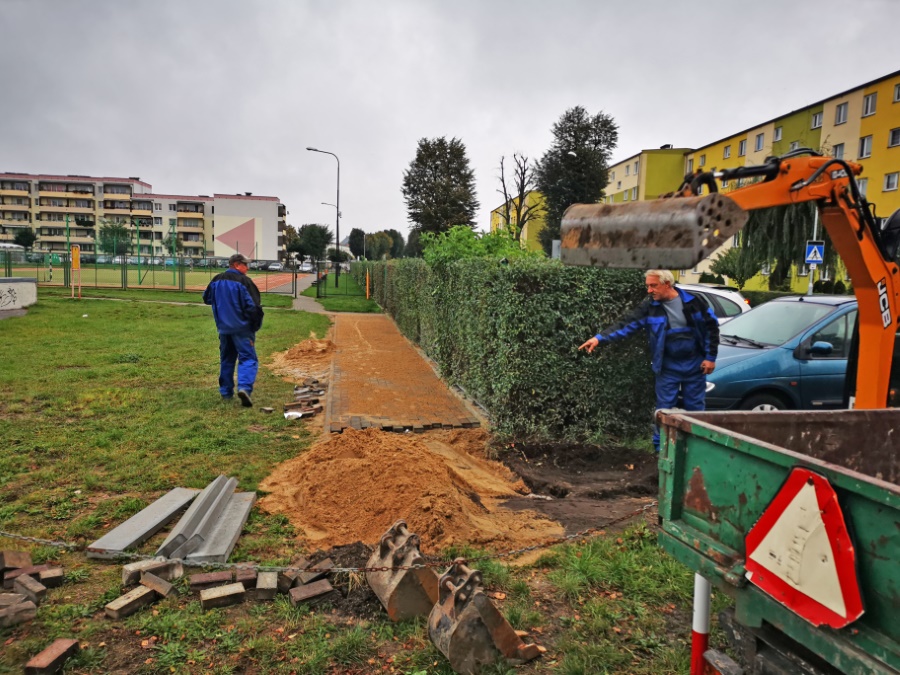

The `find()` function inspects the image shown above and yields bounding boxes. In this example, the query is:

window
[699,154,706,167]
[755,133,764,151]
[889,128,900,147]
[738,139,747,156]
[623,190,629,202]
[798,264,809,277]
[169,204,176,211]
[153,217,162,225]
[858,178,868,198]
[832,143,844,160]
[686,158,694,173]
[616,181,621,189]
[895,83,900,103]
[862,93,877,117]
[811,112,823,129]
[789,141,800,151]
[723,145,731,158]
[885,172,899,191]
[631,187,637,200]
[610,171,615,181]
[859,135,873,158]
[154,203,161,211]
[835,102,848,125]
[634,160,639,174]
[721,180,729,189]
[809,311,855,359]
[169,219,176,227]
[774,126,783,142]
[625,165,630,176]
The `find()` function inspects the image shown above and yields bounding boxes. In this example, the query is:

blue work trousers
[218,332,258,398]
[652,338,706,451]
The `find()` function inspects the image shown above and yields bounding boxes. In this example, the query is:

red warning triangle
[217,218,256,254]
[745,467,863,628]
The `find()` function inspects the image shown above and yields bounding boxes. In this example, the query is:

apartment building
[489,190,547,252]
[0,173,287,260]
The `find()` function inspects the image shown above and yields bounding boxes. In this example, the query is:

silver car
[679,283,751,324]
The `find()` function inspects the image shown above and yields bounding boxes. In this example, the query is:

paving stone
[4,565,50,589]
[254,572,278,601]
[189,570,233,591]
[0,550,32,571]
[0,600,36,627]
[200,582,245,610]
[234,568,257,589]
[298,558,334,585]
[0,593,27,607]
[289,579,336,606]
[86,487,200,560]
[14,574,47,605]
[39,568,64,588]
[140,571,175,598]
[121,558,166,586]
[24,637,80,674]
[105,585,157,619]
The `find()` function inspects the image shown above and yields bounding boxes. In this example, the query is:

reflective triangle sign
[745,467,863,628]
[805,241,825,265]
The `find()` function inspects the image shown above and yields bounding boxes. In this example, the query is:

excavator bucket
[366,520,439,621]
[429,559,541,674]
[560,193,749,270]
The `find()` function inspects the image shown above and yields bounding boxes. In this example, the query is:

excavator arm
[560,150,900,409]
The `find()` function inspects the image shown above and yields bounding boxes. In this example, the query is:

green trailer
[657,409,900,674]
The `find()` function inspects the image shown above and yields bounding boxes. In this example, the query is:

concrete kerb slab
[156,476,229,558]
[170,477,238,559]
[185,491,256,563]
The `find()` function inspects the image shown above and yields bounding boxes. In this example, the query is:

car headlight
[706,382,715,393]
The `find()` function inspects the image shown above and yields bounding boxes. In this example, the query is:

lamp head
[306,146,318,152]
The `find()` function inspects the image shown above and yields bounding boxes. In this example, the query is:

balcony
[0,218,32,227]
[176,207,205,215]
[0,185,31,195]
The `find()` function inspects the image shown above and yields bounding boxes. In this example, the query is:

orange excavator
[560,148,900,409]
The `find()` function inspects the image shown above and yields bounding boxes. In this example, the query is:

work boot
[238,390,253,408]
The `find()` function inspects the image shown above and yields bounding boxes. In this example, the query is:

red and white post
[691,573,711,674]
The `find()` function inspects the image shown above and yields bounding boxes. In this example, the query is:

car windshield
[720,301,837,346]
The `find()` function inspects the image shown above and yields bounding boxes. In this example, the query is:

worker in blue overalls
[579,269,720,451]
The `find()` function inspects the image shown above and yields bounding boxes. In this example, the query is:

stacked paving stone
[105,558,184,619]
[191,556,338,611]
[0,550,64,628]
[284,378,327,418]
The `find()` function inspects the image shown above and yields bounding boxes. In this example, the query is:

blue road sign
[805,241,825,265]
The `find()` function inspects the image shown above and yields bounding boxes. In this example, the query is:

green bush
[698,272,725,285]
[353,258,654,441]
[833,280,847,295]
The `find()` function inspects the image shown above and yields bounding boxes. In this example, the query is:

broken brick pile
[284,377,326,419]
[1,550,63,629]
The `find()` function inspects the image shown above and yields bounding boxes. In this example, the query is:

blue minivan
[706,296,859,411]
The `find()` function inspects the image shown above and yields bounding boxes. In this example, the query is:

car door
[797,309,856,408]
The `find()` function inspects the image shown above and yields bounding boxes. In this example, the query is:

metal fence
[0,251,298,295]
[314,261,365,298]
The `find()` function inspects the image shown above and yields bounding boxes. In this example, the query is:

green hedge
[740,290,799,307]
[352,259,654,442]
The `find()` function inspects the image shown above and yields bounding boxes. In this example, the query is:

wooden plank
[86,487,199,559]
[24,638,79,675]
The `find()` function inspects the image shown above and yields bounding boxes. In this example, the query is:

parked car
[705,296,859,411]
[266,262,284,272]
[298,262,313,273]
[150,257,164,266]
[96,255,110,264]
[679,283,750,324]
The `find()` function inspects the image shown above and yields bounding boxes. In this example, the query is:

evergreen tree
[297,224,333,263]
[402,137,479,233]
[98,217,131,256]
[13,228,37,251]
[385,228,405,258]
[535,106,618,254]
[348,228,366,258]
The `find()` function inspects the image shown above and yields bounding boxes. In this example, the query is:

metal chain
[0,500,656,574]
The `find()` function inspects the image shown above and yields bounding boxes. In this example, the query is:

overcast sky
[2,0,898,241]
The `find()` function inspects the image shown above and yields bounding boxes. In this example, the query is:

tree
[327,247,350,263]
[405,229,423,258]
[385,228,405,258]
[535,106,619,254]
[297,224,333,263]
[365,232,393,260]
[98,217,131,256]
[401,136,479,234]
[348,228,366,258]
[13,228,36,251]
[283,225,300,252]
[496,153,542,241]
[709,237,765,290]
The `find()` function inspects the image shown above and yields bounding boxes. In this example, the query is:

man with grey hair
[579,270,719,451]
[203,253,264,407]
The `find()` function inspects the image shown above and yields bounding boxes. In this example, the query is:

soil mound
[259,428,563,553]
[268,336,334,381]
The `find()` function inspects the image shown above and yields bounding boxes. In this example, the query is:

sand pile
[259,428,563,552]
[268,336,335,381]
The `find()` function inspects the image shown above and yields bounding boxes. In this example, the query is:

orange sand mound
[258,427,563,552]
[268,336,335,381]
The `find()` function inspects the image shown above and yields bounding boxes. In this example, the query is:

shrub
[833,280,847,295]
[353,257,654,441]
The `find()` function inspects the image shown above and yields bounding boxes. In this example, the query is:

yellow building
[489,190,547,252]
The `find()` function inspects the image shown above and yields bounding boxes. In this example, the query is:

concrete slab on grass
[87,487,200,559]
[186,492,256,563]
[156,476,229,558]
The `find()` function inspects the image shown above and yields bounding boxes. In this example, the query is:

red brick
[24,638,79,674]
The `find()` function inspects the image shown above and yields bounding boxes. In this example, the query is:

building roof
[214,193,280,202]
[0,172,153,188]
[142,193,214,201]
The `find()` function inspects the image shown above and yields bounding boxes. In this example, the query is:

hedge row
[740,290,801,307]
[352,259,654,442]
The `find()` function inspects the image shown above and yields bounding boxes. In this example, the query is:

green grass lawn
[301,272,382,313]
[0,296,724,673]
[38,285,295,308]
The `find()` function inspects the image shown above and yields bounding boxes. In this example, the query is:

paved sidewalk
[291,273,329,314]
[324,314,481,433]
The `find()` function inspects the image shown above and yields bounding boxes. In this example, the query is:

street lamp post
[307,147,341,287]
